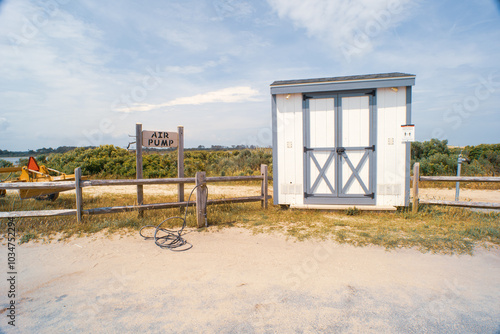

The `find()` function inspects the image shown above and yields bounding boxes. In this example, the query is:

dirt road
[1,229,499,333]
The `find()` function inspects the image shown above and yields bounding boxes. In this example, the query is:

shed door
[304,98,336,197]
[304,92,376,205]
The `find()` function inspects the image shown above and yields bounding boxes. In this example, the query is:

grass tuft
[346,207,360,216]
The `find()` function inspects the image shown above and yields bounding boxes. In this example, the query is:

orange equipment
[0,157,85,200]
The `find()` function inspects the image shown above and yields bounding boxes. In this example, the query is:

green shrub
[0,159,13,168]
[412,139,499,176]
[41,145,272,178]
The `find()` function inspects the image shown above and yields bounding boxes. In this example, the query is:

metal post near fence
[136,123,144,217]
[75,167,83,222]
[178,126,184,209]
[412,162,419,213]
[196,171,207,228]
[261,164,268,209]
[455,154,467,201]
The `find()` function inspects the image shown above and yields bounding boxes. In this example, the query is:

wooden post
[75,167,83,223]
[136,123,144,217]
[177,126,184,207]
[261,164,268,209]
[195,171,207,228]
[412,162,419,213]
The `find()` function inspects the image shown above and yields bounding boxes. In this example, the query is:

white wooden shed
[271,72,416,209]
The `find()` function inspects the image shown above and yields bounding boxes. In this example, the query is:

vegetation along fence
[412,162,500,212]
[0,165,271,228]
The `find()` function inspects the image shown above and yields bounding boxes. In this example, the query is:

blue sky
[0,0,499,150]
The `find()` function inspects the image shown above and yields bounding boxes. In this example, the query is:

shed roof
[270,72,415,86]
[270,72,415,95]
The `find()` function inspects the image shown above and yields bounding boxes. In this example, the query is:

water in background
[0,157,24,165]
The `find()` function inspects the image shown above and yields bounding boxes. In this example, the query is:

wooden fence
[0,164,270,228]
[412,162,500,212]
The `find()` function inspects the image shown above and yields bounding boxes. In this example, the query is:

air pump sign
[142,130,179,148]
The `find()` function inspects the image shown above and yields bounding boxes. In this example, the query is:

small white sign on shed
[142,131,178,148]
[401,124,415,142]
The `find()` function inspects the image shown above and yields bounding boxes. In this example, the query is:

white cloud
[266,0,414,60]
[165,65,206,74]
[168,86,260,105]
[160,28,209,52]
[165,57,228,74]
[0,117,9,131]
[0,0,124,149]
[1,0,498,150]
[115,86,261,113]
[0,0,109,88]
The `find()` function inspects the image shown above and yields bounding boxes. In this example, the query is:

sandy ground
[418,188,500,203]
[80,184,500,204]
[1,229,499,333]
[1,186,499,332]
[82,184,264,198]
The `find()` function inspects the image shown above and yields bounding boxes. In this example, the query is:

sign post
[135,124,184,216]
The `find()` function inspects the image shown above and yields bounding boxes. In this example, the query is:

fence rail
[412,162,500,212]
[0,182,75,190]
[0,165,270,227]
[419,176,500,182]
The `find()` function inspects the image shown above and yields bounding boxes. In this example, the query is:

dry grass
[1,191,499,255]
[225,203,500,254]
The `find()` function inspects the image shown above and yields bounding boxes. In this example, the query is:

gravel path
[1,229,499,333]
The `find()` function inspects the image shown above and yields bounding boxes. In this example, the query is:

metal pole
[412,162,419,213]
[196,171,207,228]
[261,164,268,209]
[455,154,463,202]
[177,126,184,204]
[136,123,144,217]
[75,167,83,222]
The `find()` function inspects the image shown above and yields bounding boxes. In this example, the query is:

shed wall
[275,93,304,205]
[376,87,408,207]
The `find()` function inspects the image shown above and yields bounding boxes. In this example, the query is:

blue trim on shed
[271,95,279,205]
[270,73,415,95]
[271,78,415,95]
[405,86,413,207]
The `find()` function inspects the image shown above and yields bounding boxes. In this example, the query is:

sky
[0,0,499,151]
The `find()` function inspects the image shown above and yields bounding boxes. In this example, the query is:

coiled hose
[139,184,206,251]
[0,172,13,182]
